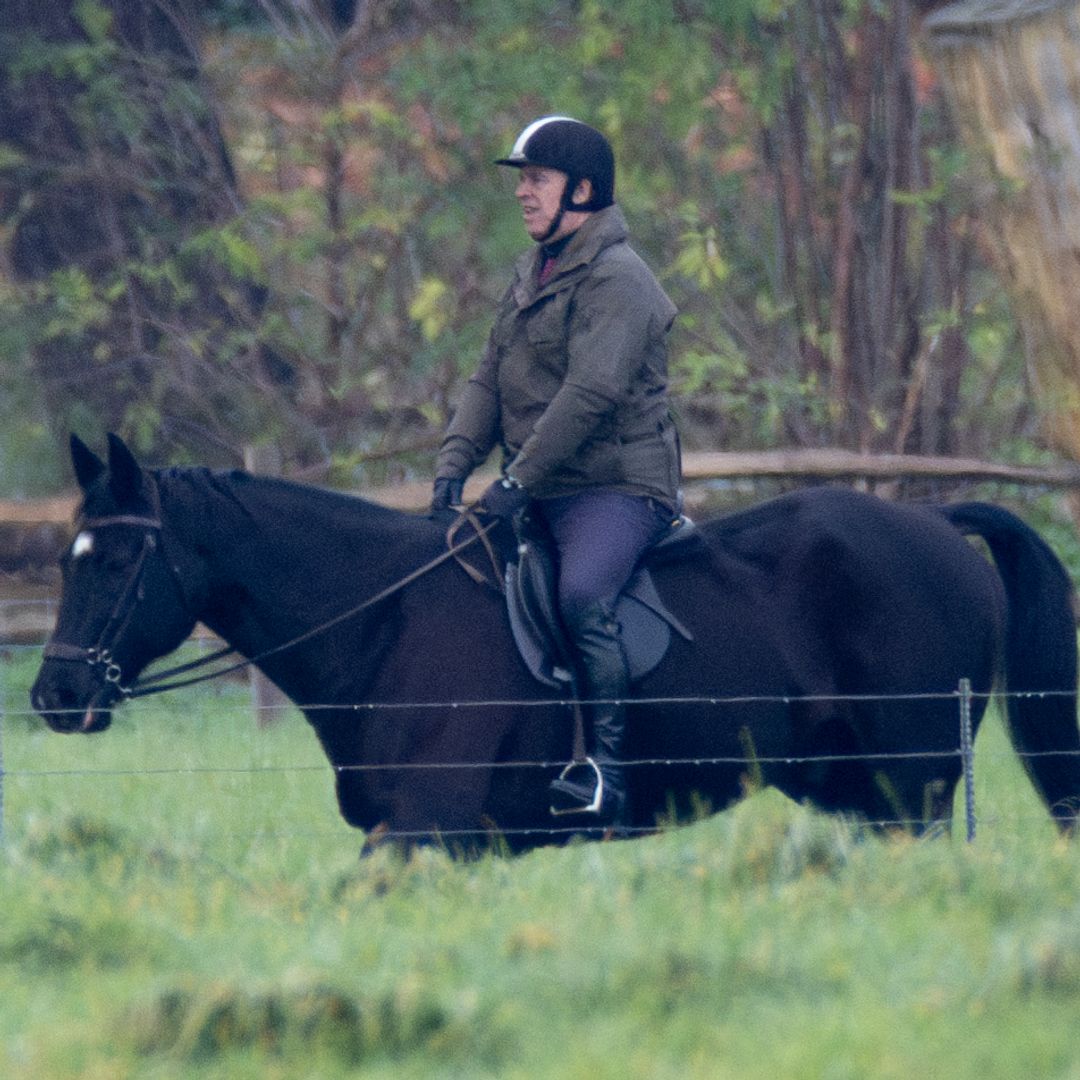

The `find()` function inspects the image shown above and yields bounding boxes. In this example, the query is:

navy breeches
[533,490,672,626]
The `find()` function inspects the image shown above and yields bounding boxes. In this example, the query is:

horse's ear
[106,433,144,503]
[70,434,105,492]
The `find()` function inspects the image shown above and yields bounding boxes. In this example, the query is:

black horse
[30,434,1080,852]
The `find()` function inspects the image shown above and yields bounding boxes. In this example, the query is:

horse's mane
[154,465,444,554]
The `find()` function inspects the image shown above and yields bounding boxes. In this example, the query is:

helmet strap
[535,175,586,244]
[536,206,566,244]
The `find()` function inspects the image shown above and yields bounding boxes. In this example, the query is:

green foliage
[37,269,110,340]
[672,222,730,291]
[183,225,268,285]
[0,0,1050,489]
[0,291,68,494]
[408,276,453,342]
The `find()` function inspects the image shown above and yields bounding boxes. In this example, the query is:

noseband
[42,512,164,690]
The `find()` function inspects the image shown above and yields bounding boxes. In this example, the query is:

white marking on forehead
[71,531,94,558]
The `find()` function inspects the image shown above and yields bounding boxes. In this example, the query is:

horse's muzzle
[31,670,117,734]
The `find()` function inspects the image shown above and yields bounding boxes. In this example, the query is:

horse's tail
[941,501,1080,831]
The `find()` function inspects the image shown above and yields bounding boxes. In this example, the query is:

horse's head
[31,434,198,733]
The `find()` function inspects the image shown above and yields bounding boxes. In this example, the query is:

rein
[44,503,502,701]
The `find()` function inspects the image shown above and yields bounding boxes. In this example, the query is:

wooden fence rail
[5,448,1079,709]
[3,449,1079,527]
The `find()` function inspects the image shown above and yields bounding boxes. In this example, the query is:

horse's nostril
[30,684,73,730]
[31,683,57,712]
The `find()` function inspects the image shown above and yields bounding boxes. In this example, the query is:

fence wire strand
[3,688,1079,778]
[4,632,1079,842]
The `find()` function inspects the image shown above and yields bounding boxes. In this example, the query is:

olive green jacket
[436,205,680,506]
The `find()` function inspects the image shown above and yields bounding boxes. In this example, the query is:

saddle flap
[505,524,694,689]
[505,548,574,688]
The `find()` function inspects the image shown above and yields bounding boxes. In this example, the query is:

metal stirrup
[549,757,604,816]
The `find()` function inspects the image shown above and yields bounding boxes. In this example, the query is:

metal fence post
[958,677,976,842]
[0,682,5,850]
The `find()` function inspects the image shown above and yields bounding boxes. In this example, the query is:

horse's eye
[62,540,131,580]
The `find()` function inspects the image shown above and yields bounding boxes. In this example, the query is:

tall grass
[3,645,1080,1079]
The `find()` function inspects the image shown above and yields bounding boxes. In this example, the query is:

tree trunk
[924,0,1080,469]
[756,2,970,457]
[0,0,273,465]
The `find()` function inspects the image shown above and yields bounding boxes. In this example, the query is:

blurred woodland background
[3,0,1080,503]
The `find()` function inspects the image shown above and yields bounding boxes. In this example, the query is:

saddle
[505,514,696,688]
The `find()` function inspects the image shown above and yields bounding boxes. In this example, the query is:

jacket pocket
[561,437,624,487]
[525,291,570,345]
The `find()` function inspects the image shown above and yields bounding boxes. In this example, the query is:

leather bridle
[40,500,501,701]
[41,512,166,691]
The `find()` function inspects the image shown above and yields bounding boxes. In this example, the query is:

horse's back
[691,486,1004,694]
[705,485,989,569]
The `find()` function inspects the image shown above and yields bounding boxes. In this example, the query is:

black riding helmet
[496,116,615,240]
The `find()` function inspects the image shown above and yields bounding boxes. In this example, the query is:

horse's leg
[368,698,526,854]
[626,691,795,828]
[849,696,971,835]
[351,770,494,858]
[780,693,964,835]
[308,705,501,854]
[775,503,999,835]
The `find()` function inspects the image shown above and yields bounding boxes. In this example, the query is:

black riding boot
[549,602,629,825]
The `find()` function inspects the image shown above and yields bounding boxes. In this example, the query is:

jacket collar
[511,204,629,306]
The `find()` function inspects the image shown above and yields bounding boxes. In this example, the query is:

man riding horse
[432,116,682,825]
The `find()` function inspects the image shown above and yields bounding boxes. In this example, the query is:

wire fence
[6,629,1079,848]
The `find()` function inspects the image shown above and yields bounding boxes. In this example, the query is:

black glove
[431,476,464,513]
[478,476,530,519]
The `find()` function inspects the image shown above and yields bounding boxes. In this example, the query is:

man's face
[515,164,581,242]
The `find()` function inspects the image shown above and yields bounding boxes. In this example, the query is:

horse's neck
[157,469,431,689]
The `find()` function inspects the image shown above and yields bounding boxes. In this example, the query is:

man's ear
[570,178,593,207]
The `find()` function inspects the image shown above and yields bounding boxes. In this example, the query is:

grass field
[3,643,1080,1079]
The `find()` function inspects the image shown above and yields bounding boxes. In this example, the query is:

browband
[79,514,162,530]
